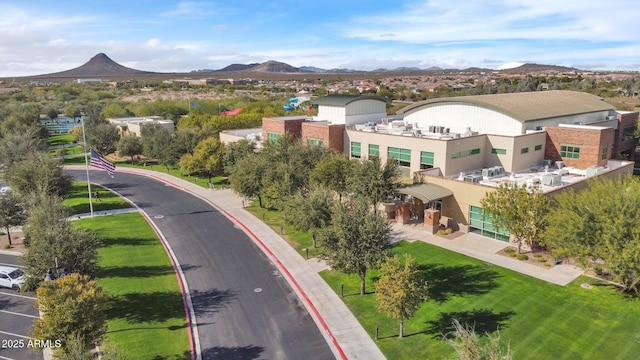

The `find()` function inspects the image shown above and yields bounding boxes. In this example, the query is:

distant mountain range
[20,53,583,79]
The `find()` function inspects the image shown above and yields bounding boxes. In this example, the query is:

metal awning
[395,184,453,203]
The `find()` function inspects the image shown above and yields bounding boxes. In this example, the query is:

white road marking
[0,329,32,339]
[0,292,37,300]
[0,309,38,319]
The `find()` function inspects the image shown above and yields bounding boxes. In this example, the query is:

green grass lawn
[63,182,132,214]
[47,134,75,146]
[49,144,84,156]
[321,241,640,360]
[75,213,190,360]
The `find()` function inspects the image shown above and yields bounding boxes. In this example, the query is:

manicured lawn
[49,144,84,156]
[63,182,132,214]
[75,213,190,360]
[321,241,640,360]
[47,134,75,146]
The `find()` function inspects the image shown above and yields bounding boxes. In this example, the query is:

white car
[0,266,25,291]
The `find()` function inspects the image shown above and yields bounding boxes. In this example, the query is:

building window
[560,145,580,159]
[351,142,361,158]
[267,132,280,143]
[452,148,481,159]
[521,147,529,154]
[307,138,323,147]
[602,146,608,160]
[535,144,542,151]
[420,151,434,169]
[368,144,379,158]
[622,126,635,141]
[469,206,510,242]
[388,147,411,167]
[491,148,507,155]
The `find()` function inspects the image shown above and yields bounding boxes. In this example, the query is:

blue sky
[1,0,639,77]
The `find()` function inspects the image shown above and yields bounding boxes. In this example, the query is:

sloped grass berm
[321,241,640,360]
[74,213,190,359]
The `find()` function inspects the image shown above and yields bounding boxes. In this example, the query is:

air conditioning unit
[542,173,562,186]
[464,174,483,183]
[482,168,495,178]
[435,126,445,133]
[543,159,552,167]
[555,161,564,169]
[492,166,504,176]
[428,125,436,133]
[444,127,450,134]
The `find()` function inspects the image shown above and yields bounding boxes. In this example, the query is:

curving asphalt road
[70,170,334,360]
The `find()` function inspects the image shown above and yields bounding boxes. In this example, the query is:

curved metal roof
[395,183,453,203]
[312,94,386,106]
[398,90,613,123]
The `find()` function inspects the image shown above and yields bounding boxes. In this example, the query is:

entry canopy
[395,184,453,203]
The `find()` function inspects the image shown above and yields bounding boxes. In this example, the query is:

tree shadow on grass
[425,308,516,339]
[190,288,237,317]
[418,263,500,303]
[150,350,192,360]
[98,265,176,278]
[100,236,158,247]
[201,345,264,360]
[108,291,186,324]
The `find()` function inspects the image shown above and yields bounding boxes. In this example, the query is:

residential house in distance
[223,91,638,244]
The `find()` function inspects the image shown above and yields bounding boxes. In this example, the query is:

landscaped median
[73,212,190,359]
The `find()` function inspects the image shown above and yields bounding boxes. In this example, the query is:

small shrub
[544,263,551,267]
[509,252,517,257]
[538,258,547,263]
[3,244,11,249]
[504,248,516,254]
[436,228,453,235]
[533,253,543,258]
[594,265,604,276]
[517,254,529,261]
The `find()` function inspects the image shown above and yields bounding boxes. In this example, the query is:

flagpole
[81,117,94,217]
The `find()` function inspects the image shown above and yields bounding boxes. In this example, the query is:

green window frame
[267,132,281,143]
[452,148,481,159]
[388,147,411,167]
[469,206,510,242]
[521,147,529,154]
[368,144,379,158]
[351,142,361,158]
[420,151,434,169]
[491,148,507,155]
[535,144,542,151]
[307,138,323,147]
[602,146,608,160]
[560,144,580,159]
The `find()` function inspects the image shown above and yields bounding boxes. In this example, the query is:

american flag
[90,149,116,177]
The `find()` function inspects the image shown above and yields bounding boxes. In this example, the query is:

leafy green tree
[542,175,640,292]
[230,153,269,208]
[319,198,391,295]
[375,254,428,338]
[86,123,120,155]
[21,195,100,288]
[32,273,108,356]
[480,183,549,254]
[140,124,171,160]
[5,152,73,198]
[283,188,334,248]
[0,129,48,172]
[348,157,400,212]
[179,137,225,181]
[222,139,256,175]
[310,152,352,199]
[0,192,27,246]
[101,102,133,118]
[117,135,143,163]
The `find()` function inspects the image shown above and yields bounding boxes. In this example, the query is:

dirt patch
[496,247,555,268]
[0,230,26,254]
[436,231,465,240]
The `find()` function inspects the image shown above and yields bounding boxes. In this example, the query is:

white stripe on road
[0,329,32,339]
[0,309,38,319]
[0,292,37,300]
[0,355,19,360]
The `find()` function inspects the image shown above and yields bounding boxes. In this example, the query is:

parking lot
[0,254,42,360]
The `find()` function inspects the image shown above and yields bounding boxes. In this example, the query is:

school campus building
[221,91,638,243]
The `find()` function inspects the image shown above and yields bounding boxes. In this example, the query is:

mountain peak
[36,53,155,78]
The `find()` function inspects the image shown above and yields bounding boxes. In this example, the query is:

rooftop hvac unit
[542,173,562,186]
[435,126,445,133]
[492,166,504,176]
[444,127,450,134]
[428,125,436,133]
[382,118,389,125]
[458,172,466,180]
[543,159,552,167]
[464,174,483,183]
[482,168,495,178]
[586,166,605,177]
[452,133,461,138]
[527,177,542,186]
[557,168,569,176]
[555,161,564,169]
